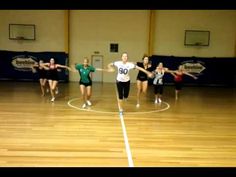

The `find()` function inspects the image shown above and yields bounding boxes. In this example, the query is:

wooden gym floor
[0,81,235,167]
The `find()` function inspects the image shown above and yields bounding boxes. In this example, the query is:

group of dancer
[31,52,197,113]
[32,58,71,102]
[107,52,197,112]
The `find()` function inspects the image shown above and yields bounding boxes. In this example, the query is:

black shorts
[80,81,92,87]
[48,72,59,81]
[136,76,148,82]
[137,78,148,82]
[48,75,59,81]
[38,70,47,79]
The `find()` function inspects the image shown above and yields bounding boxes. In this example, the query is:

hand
[32,67,37,73]
[147,72,154,78]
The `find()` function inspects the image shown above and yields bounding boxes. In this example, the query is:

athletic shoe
[82,103,87,108]
[158,98,162,103]
[119,110,123,115]
[136,103,140,108]
[51,97,55,102]
[154,99,158,104]
[87,100,92,106]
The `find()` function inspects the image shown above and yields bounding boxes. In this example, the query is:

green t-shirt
[75,64,95,83]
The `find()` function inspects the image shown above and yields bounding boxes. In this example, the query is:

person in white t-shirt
[107,52,153,113]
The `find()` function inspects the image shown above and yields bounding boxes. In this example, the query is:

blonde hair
[83,57,89,62]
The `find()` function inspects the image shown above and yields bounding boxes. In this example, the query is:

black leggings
[116,80,130,100]
[154,84,163,94]
[175,81,183,90]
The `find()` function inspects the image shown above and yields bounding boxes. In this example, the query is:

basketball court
[0,81,235,166]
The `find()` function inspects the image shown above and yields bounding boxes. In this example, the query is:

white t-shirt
[113,61,136,82]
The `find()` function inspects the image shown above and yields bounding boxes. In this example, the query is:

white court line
[115,88,134,167]
[119,110,134,167]
[67,97,170,115]
[67,96,134,167]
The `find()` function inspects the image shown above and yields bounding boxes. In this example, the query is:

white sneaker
[155,99,158,104]
[51,97,55,102]
[86,100,92,106]
[119,109,123,115]
[136,103,140,108]
[82,103,87,108]
[158,98,162,103]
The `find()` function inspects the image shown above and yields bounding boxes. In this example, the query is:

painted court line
[115,88,134,167]
[67,97,170,115]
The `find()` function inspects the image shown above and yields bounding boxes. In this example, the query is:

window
[110,43,118,52]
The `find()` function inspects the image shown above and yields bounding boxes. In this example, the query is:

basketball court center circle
[67,96,170,115]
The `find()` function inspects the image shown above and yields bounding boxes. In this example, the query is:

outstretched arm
[107,63,115,72]
[136,65,154,78]
[95,68,113,72]
[163,67,170,72]
[31,65,37,73]
[39,63,50,70]
[56,64,72,71]
[183,71,198,79]
[68,64,78,73]
[166,70,177,77]
[32,62,39,68]
[30,62,39,73]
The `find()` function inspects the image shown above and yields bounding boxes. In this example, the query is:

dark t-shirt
[136,62,152,81]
